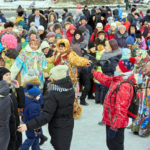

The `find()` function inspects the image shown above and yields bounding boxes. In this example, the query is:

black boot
[80,98,88,106]
[40,134,48,145]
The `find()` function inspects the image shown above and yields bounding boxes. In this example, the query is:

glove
[108,128,117,139]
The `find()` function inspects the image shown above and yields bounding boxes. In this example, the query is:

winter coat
[10,45,47,88]
[1,48,19,69]
[47,39,89,83]
[90,29,98,42]
[66,25,77,43]
[28,15,47,29]
[0,80,11,150]
[8,87,25,150]
[71,37,88,57]
[16,16,27,29]
[0,14,6,23]
[127,13,135,25]
[139,36,147,50]
[93,71,135,129]
[26,77,75,150]
[143,15,150,23]
[82,9,90,21]
[23,92,41,139]
[100,48,122,76]
[123,20,130,31]
[115,31,128,48]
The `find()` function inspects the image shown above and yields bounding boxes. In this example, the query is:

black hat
[78,26,86,33]
[147,9,150,14]
[63,8,68,13]
[18,11,24,17]
[74,29,82,37]
[97,30,105,36]
[131,8,136,13]
[136,30,142,39]
[0,67,10,81]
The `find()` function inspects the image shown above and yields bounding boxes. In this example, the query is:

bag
[111,80,139,119]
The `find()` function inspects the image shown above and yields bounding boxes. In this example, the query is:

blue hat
[80,15,87,21]
[27,84,41,98]
[117,5,120,8]
[126,36,135,45]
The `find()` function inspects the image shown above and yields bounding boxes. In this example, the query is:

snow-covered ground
[22,99,150,150]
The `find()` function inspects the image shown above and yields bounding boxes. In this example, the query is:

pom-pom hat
[118,57,136,73]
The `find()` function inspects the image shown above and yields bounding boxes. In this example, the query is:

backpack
[111,80,139,119]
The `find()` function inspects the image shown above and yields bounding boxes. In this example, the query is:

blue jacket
[23,94,41,138]
[0,14,6,23]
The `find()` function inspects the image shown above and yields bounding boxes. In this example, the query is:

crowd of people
[0,3,150,150]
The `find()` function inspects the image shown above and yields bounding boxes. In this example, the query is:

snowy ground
[22,99,150,150]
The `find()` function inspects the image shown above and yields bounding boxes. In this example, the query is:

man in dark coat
[127,8,137,25]
[143,9,150,23]
[18,65,75,150]
[0,80,11,150]
[82,5,90,22]
[28,9,47,29]
[0,67,25,150]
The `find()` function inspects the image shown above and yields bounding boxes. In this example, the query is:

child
[20,84,41,150]
[93,57,136,150]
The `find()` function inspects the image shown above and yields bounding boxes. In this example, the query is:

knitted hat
[27,84,41,98]
[80,15,87,21]
[50,65,68,81]
[118,57,136,73]
[126,36,135,45]
[38,25,44,31]
[1,34,17,49]
[56,33,62,38]
[40,41,49,50]
[96,23,103,28]
[0,67,10,81]
[47,32,56,38]
[109,39,118,51]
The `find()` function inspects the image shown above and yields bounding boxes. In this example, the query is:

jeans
[20,136,40,150]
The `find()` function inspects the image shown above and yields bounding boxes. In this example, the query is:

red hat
[118,57,136,73]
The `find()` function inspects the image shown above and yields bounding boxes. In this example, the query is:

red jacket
[123,21,130,32]
[90,29,98,42]
[66,25,76,43]
[93,71,135,129]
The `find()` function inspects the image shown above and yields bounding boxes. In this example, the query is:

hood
[24,44,42,53]
[0,80,10,96]
[16,16,24,23]
[48,12,57,22]
[66,25,76,36]
[23,78,41,88]
[56,39,70,53]
[116,31,128,38]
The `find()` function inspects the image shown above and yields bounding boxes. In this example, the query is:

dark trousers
[106,125,125,150]
[79,68,90,100]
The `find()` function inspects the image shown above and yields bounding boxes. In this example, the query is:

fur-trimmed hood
[48,12,57,22]
[56,39,70,53]
[23,77,41,88]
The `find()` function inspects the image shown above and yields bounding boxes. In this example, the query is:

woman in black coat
[0,80,11,150]
[0,67,25,150]
[18,65,75,150]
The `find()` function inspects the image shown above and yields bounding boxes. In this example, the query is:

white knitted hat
[50,65,68,81]
[40,41,49,50]
[38,25,45,31]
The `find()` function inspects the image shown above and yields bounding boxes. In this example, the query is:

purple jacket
[140,36,147,50]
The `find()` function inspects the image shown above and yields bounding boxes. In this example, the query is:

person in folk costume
[0,34,18,69]
[130,49,150,137]
[10,39,47,89]
[47,39,91,119]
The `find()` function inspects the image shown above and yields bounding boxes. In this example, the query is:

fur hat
[40,41,49,50]
[23,69,40,88]
[38,25,44,31]
[126,36,135,45]
[0,67,10,81]
[109,39,118,51]
[118,57,136,73]
[1,34,17,49]
[47,32,56,38]
[74,29,82,37]
[50,65,68,81]
[27,84,41,98]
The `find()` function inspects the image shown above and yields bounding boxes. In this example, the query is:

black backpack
[111,80,139,119]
